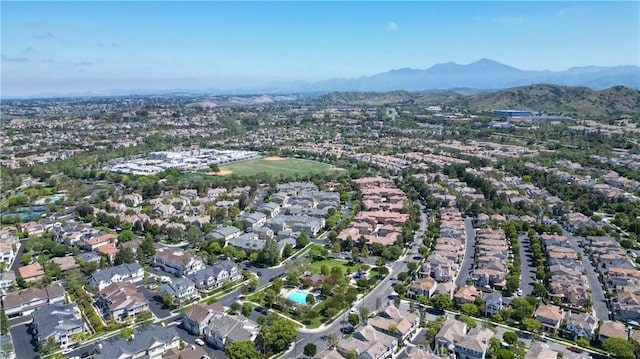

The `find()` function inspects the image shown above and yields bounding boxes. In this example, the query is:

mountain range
[264,59,639,92]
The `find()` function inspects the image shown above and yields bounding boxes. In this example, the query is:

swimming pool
[286,290,313,305]
[50,195,65,203]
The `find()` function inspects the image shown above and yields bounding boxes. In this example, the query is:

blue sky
[1,1,639,96]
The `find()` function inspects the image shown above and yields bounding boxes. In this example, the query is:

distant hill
[269,59,640,92]
[464,84,640,117]
[310,84,640,117]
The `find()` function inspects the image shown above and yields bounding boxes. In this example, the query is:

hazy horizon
[2,1,639,97]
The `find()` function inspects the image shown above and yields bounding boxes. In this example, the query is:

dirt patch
[264,156,285,161]
[330,166,345,171]
[209,170,233,176]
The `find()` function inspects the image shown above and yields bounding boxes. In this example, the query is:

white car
[195,338,205,346]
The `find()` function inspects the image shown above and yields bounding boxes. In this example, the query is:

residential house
[257,202,281,219]
[163,345,209,359]
[435,318,467,353]
[454,286,480,306]
[206,226,242,244]
[0,242,14,266]
[153,249,205,277]
[563,312,598,340]
[30,303,84,350]
[160,277,197,304]
[97,243,119,262]
[96,282,149,322]
[0,271,16,291]
[205,315,259,350]
[368,304,419,342]
[2,284,65,317]
[408,277,437,299]
[88,262,144,291]
[525,342,558,359]
[404,347,440,359]
[93,324,180,359]
[238,212,267,230]
[85,232,117,251]
[189,260,241,291]
[454,327,493,359]
[534,304,565,333]
[227,233,265,251]
[51,256,80,273]
[17,262,45,283]
[482,292,503,316]
[182,302,225,336]
[598,320,628,342]
[337,324,398,359]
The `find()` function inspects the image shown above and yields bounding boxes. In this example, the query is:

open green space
[219,157,341,177]
[307,259,363,274]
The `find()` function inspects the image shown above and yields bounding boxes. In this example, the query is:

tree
[521,318,541,332]
[260,316,297,354]
[114,247,136,265]
[225,340,261,359]
[118,229,136,243]
[186,225,203,244]
[461,303,479,316]
[430,293,453,311]
[120,327,134,338]
[327,333,339,349]
[603,337,635,359]
[138,233,156,262]
[0,309,9,335]
[407,261,419,273]
[503,331,518,344]
[242,303,254,317]
[346,350,357,359]
[359,305,370,324]
[306,293,315,305]
[296,232,309,248]
[282,243,295,258]
[209,163,221,173]
[257,237,281,266]
[303,343,317,358]
[161,292,174,309]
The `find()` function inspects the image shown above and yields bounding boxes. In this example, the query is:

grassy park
[218,156,341,177]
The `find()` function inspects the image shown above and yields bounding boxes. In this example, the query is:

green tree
[257,237,281,266]
[138,233,156,262]
[120,327,134,338]
[461,303,479,316]
[117,229,136,243]
[225,340,261,359]
[603,337,635,359]
[306,293,316,305]
[521,318,541,332]
[0,309,9,335]
[296,232,309,248]
[260,315,297,354]
[114,247,136,265]
[303,343,317,358]
[431,293,453,311]
[161,292,174,309]
[242,303,254,317]
[186,225,203,244]
[209,163,221,173]
[282,243,295,258]
[503,331,518,344]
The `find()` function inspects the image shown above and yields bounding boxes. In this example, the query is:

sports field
[218,156,342,177]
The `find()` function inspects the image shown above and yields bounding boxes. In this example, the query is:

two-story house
[563,312,598,340]
[88,263,144,291]
[95,282,149,323]
[160,277,197,304]
[30,303,84,350]
[454,327,493,359]
[182,302,225,335]
[189,260,241,290]
[93,324,180,359]
[534,304,565,333]
[205,315,259,350]
[153,249,204,277]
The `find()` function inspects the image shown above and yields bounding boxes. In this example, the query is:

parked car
[195,338,205,346]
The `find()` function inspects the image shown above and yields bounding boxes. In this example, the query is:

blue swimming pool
[287,290,313,305]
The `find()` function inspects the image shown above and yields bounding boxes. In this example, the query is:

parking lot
[10,324,37,359]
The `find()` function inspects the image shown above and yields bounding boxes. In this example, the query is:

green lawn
[219,157,342,177]
[307,259,363,274]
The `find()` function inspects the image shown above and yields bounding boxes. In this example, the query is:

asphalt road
[10,323,38,359]
[455,218,476,287]
[518,233,537,297]
[137,285,174,319]
[563,230,610,320]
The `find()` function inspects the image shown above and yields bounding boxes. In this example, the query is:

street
[455,218,476,287]
[10,323,38,359]
[517,233,537,297]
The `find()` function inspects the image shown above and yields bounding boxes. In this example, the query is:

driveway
[171,322,227,359]
[455,218,476,287]
[137,285,173,319]
[10,323,38,359]
[518,233,537,297]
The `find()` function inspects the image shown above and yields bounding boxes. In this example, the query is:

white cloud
[387,21,398,31]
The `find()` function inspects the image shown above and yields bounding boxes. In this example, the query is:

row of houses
[338,177,409,246]
[586,236,640,323]
[539,234,591,309]
[182,302,259,350]
[471,228,508,289]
